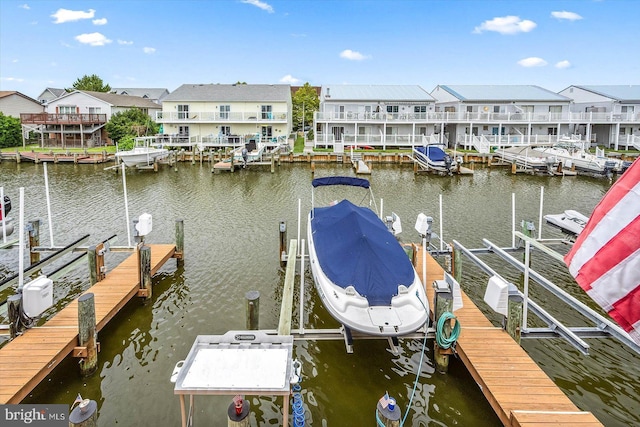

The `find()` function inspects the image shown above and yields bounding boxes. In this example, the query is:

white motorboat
[232,138,265,166]
[533,142,629,177]
[1,195,15,237]
[544,209,589,236]
[115,141,170,167]
[497,146,558,174]
[307,176,429,336]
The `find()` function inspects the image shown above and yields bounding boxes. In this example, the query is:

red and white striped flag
[564,159,640,344]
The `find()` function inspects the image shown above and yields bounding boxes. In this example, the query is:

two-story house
[36,88,66,105]
[559,85,640,150]
[110,88,170,105]
[157,84,292,147]
[21,90,160,147]
[430,85,574,151]
[314,85,436,150]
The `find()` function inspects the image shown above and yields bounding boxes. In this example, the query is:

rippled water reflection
[1,161,638,426]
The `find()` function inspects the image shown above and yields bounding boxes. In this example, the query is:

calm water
[1,160,638,426]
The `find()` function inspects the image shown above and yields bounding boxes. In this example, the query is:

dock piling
[506,284,523,344]
[434,282,454,373]
[227,395,250,427]
[279,221,287,268]
[175,219,184,265]
[28,219,41,264]
[376,396,401,427]
[77,293,98,377]
[69,398,98,427]
[245,291,260,330]
[7,295,22,339]
[138,245,152,299]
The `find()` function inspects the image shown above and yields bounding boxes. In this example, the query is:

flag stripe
[572,217,640,291]
[585,247,640,310]
[607,284,640,333]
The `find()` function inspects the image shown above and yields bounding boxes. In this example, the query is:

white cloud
[20,4,30,10]
[52,8,95,24]
[75,32,112,46]
[118,39,134,45]
[340,49,370,61]
[143,47,156,54]
[279,74,300,84]
[93,18,107,26]
[241,0,274,13]
[555,60,571,69]
[551,11,583,21]
[12,59,19,63]
[517,57,548,67]
[1,77,25,83]
[473,16,536,35]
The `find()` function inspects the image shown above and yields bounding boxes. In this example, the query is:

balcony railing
[156,111,288,122]
[20,113,107,125]
[315,111,640,123]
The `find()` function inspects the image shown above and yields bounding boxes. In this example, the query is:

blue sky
[1,0,637,99]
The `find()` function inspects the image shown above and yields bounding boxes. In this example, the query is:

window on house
[385,126,396,135]
[549,106,562,113]
[466,106,473,113]
[444,106,456,113]
[178,104,189,119]
[88,107,101,114]
[521,105,534,113]
[622,106,635,113]
[220,105,230,119]
[419,127,427,135]
[261,105,273,120]
[548,127,558,135]
[220,126,231,136]
[178,126,189,136]
[414,106,427,113]
[494,106,501,113]
[59,106,76,114]
[261,126,273,138]
[386,105,399,113]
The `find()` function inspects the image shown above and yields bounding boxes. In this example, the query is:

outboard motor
[444,155,452,175]
[1,195,11,220]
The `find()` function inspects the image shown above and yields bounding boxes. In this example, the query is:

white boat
[232,138,265,166]
[544,209,588,236]
[497,146,558,174]
[115,141,170,167]
[532,142,629,177]
[413,144,454,174]
[307,176,429,336]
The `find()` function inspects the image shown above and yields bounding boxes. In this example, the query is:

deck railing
[156,111,288,122]
[20,113,107,125]
[315,111,640,124]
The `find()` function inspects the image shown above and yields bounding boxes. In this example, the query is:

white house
[430,85,574,150]
[314,85,436,150]
[157,83,292,147]
[559,85,640,149]
[21,90,160,147]
[36,88,66,105]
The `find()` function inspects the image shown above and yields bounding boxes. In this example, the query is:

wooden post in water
[138,245,152,300]
[279,221,287,268]
[77,293,98,376]
[87,245,98,286]
[69,398,98,427]
[506,284,523,344]
[245,291,260,330]
[271,152,275,173]
[434,283,453,373]
[452,245,462,284]
[28,219,40,264]
[511,161,517,174]
[175,219,185,265]
[227,396,250,427]
[7,295,23,339]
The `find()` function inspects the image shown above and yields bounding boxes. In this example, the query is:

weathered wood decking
[415,248,602,427]
[0,244,176,404]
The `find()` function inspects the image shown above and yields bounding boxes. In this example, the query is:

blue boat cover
[312,176,370,188]
[415,145,447,162]
[311,200,415,306]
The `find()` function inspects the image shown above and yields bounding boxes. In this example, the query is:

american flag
[564,159,640,344]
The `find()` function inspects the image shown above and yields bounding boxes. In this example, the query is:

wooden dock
[0,244,177,404]
[16,151,112,164]
[415,248,602,427]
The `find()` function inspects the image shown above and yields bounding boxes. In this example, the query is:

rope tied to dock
[436,311,461,350]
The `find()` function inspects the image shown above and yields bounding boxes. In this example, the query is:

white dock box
[483,275,509,316]
[22,276,53,318]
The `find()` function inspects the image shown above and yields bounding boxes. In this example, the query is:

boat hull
[115,147,169,167]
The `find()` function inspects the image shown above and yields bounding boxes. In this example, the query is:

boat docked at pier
[532,141,631,177]
[496,145,559,175]
[115,140,170,167]
[413,144,454,174]
[1,195,14,237]
[544,209,588,238]
[307,176,429,336]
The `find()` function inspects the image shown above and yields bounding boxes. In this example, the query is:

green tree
[67,74,111,92]
[0,112,22,148]
[292,83,319,132]
[105,108,160,144]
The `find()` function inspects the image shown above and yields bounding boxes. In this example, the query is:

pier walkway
[415,248,602,427]
[0,244,176,404]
